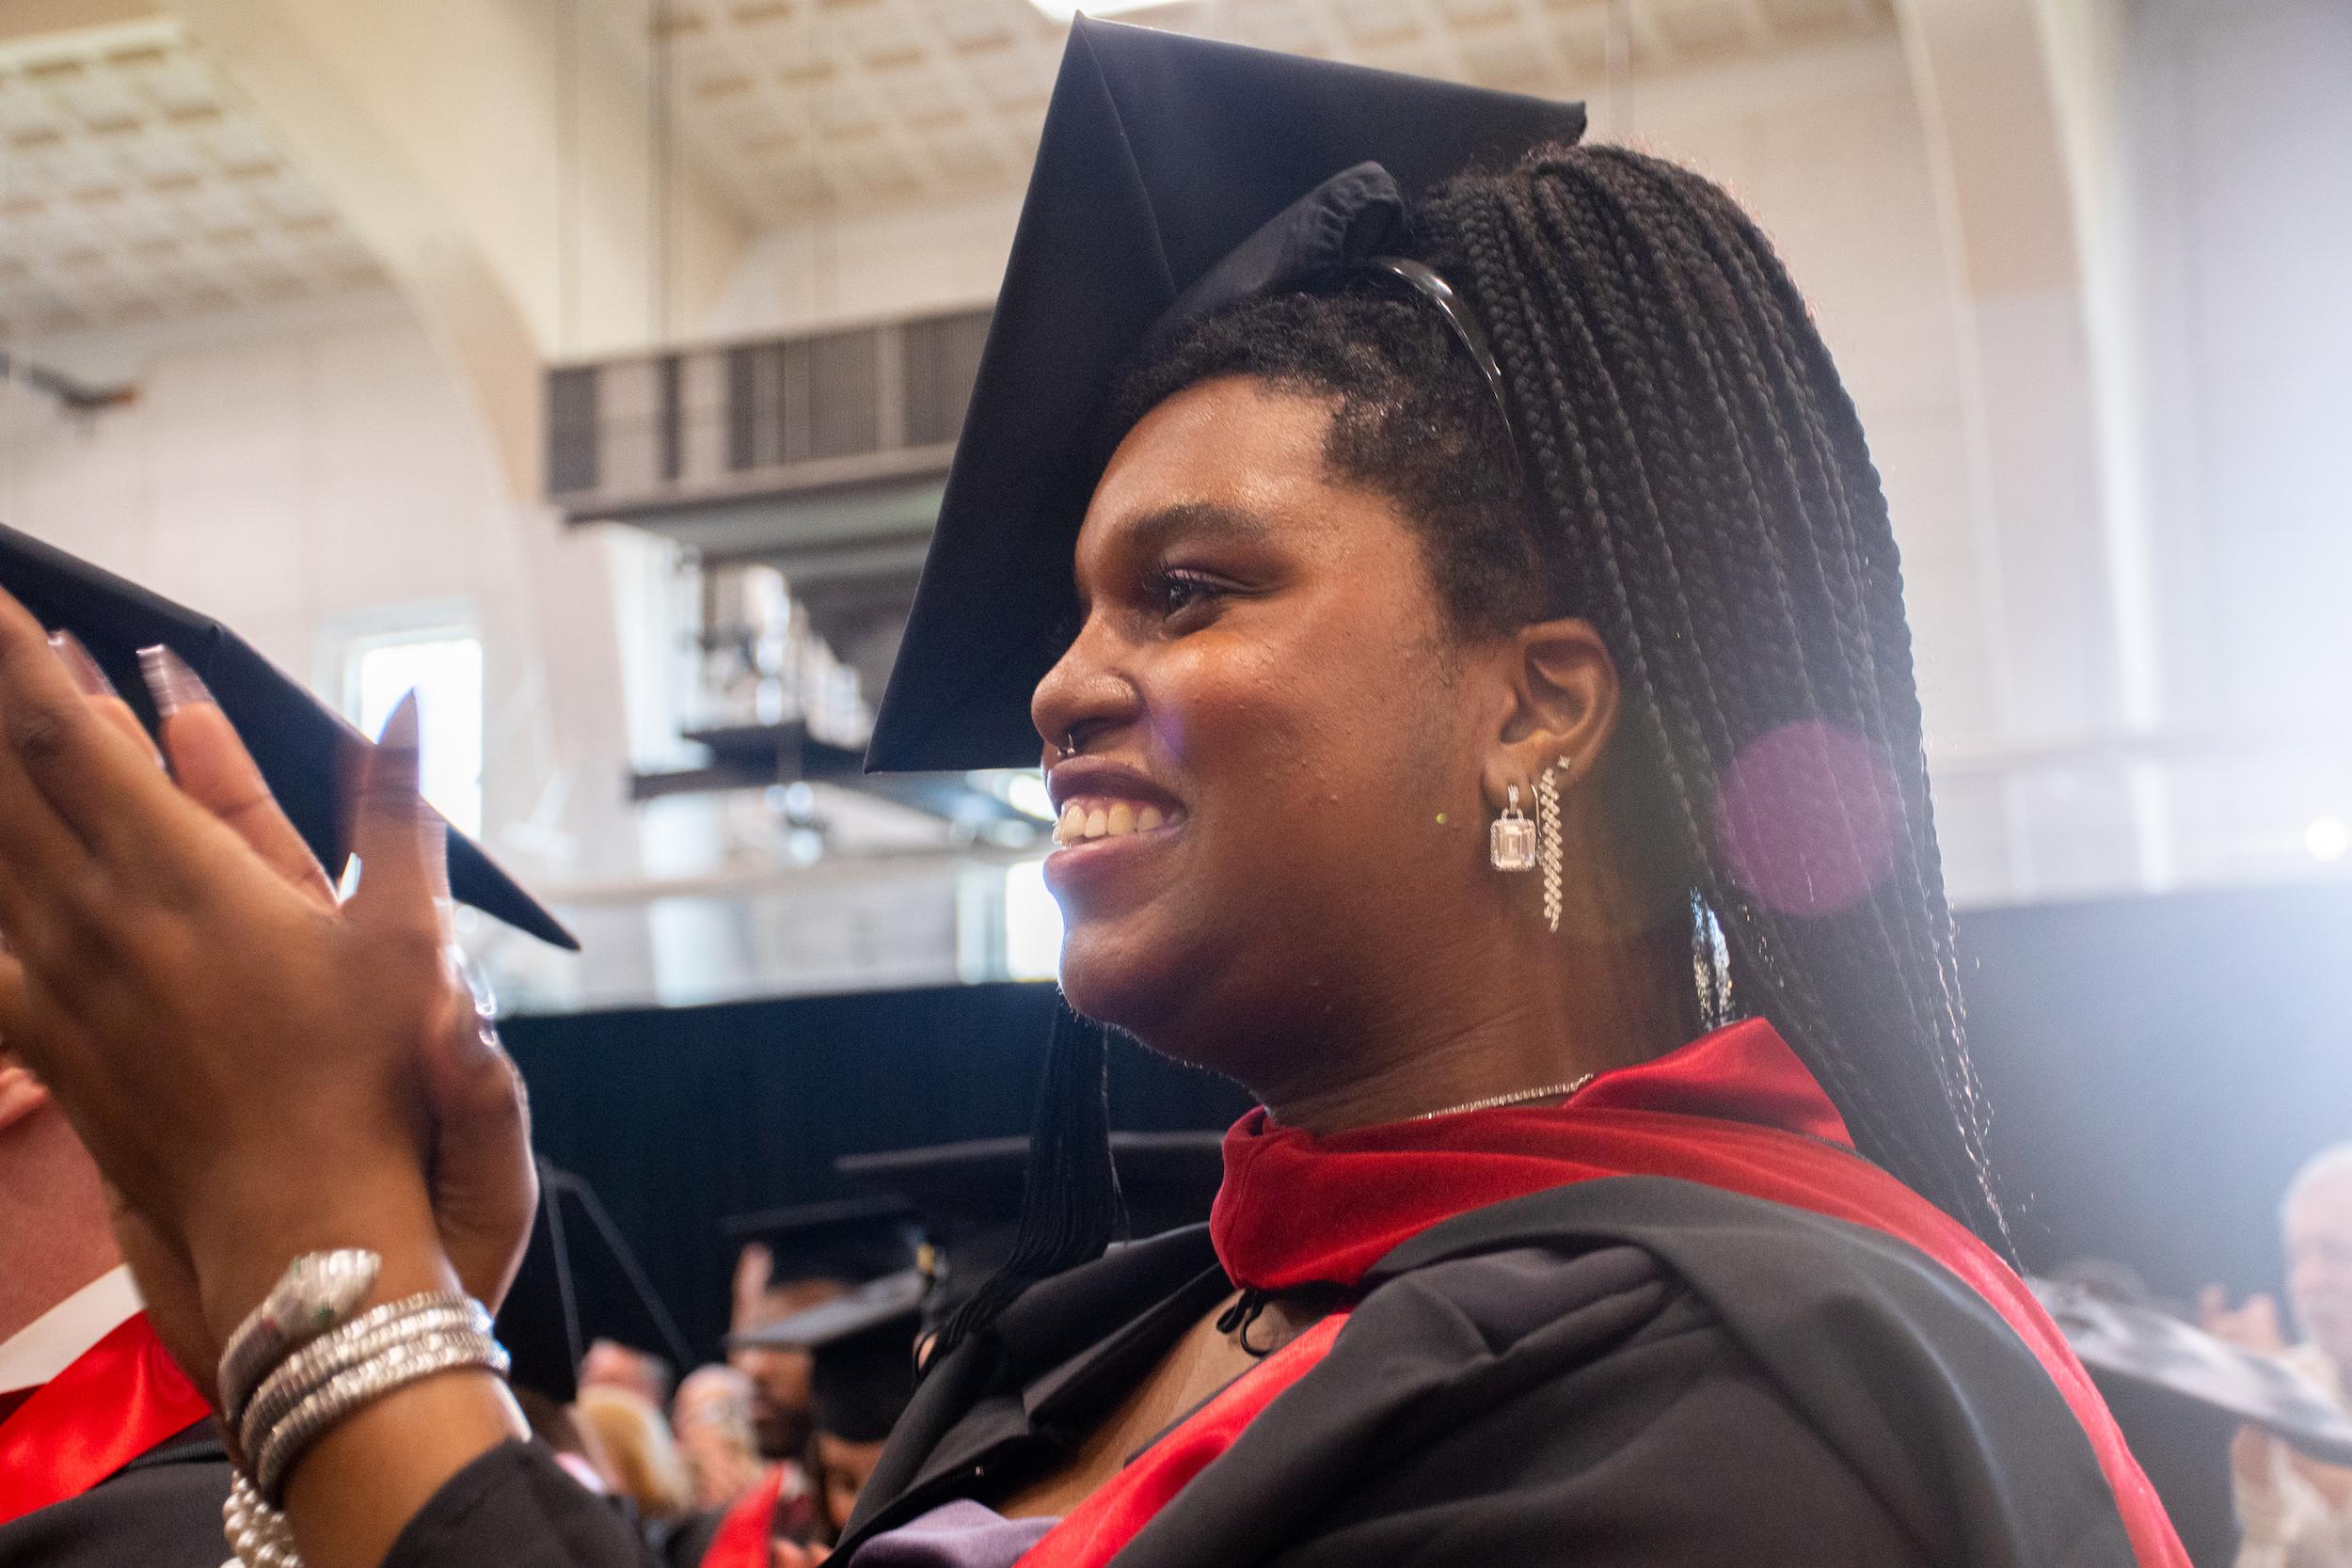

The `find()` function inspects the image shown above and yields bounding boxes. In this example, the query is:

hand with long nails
[33,631,540,1402]
[0,594,529,1566]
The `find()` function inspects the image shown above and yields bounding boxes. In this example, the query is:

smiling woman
[0,19,2195,1568]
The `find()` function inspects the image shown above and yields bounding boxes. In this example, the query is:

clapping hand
[0,597,533,1402]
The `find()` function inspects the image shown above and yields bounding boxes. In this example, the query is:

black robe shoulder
[0,1425,230,1568]
[383,1177,2147,1568]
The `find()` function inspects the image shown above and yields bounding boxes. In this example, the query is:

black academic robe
[385,1178,2152,1568]
[0,1424,230,1568]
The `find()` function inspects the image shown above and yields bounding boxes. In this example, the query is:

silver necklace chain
[1415,1071,1597,1121]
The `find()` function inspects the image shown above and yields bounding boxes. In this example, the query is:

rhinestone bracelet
[253,1326,508,1505]
[219,1250,381,1432]
[238,1296,486,1460]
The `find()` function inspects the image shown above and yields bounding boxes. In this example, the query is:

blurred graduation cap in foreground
[865,17,1584,770]
[835,1131,1225,1338]
[2035,1272,2352,1567]
[0,520,576,949]
[496,1161,694,1404]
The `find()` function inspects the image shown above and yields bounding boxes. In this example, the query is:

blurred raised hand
[2200,1285,2288,1356]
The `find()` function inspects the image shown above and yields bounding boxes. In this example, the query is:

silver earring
[1536,755,1569,933]
[1490,784,1537,872]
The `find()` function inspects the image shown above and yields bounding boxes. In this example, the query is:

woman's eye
[1147,567,1226,620]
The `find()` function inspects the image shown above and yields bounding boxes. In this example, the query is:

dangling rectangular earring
[1537,757,1567,933]
[1490,785,1537,871]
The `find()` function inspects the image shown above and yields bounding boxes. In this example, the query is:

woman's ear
[0,1051,54,1135]
[1480,617,1620,806]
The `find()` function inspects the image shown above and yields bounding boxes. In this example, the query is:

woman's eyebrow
[1117,499,1279,559]
[1072,500,1279,611]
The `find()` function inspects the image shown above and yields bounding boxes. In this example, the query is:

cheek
[1166,637,1468,880]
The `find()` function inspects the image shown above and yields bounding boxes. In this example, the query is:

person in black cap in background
[0,19,2198,1568]
[675,1200,919,1566]
[693,1133,1226,1568]
[716,1272,926,1568]
[720,1199,916,1466]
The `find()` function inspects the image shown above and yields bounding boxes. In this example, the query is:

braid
[1431,148,2008,1249]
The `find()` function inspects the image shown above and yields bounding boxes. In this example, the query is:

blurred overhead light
[2307,816,2350,864]
[1026,0,1181,22]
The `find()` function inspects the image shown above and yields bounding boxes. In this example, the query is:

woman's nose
[1031,615,1136,760]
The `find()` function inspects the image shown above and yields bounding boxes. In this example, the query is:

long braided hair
[937,145,2005,1363]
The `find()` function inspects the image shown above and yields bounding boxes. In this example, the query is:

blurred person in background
[513,1386,614,1500]
[670,1366,767,1514]
[2205,1145,2352,1567]
[576,1386,693,1535]
[581,1340,675,1414]
[726,1243,847,1465]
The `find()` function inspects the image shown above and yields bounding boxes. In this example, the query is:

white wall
[2122,0,2352,886]
[0,292,658,1005]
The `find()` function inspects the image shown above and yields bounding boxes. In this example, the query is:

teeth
[1050,800,1183,846]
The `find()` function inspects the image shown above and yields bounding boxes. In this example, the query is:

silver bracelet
[219,1250,382,1430]
[238,1296,486,1460]
[254,1327,508,1504]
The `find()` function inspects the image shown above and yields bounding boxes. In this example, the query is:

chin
[1059,921,1209,1050]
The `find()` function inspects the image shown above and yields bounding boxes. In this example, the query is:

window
[342,628,485,838]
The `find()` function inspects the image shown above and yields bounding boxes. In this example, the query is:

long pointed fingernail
[136,644,214,717]
[49,630,117,698]
[377,689,421,752]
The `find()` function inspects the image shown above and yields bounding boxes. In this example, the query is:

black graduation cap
[730,1271,926,1445]
[836,1131,1225,1335]
[0,520,577,948]
[496,1161,695,1403]
[2031,1275,2352,1464]
[719,1195,923,1289]
[865,18,1585,770]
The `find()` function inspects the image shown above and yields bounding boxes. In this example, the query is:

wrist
[192,1175,453,1354]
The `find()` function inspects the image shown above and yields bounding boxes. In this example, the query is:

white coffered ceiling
[0,15,383,338]
[637,0,1897,224]
[0,0,1894,338]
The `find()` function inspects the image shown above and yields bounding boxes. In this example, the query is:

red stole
[0,1312,212,1524]
[702,1462,815,1568]
[1014,1020,2188,1568]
